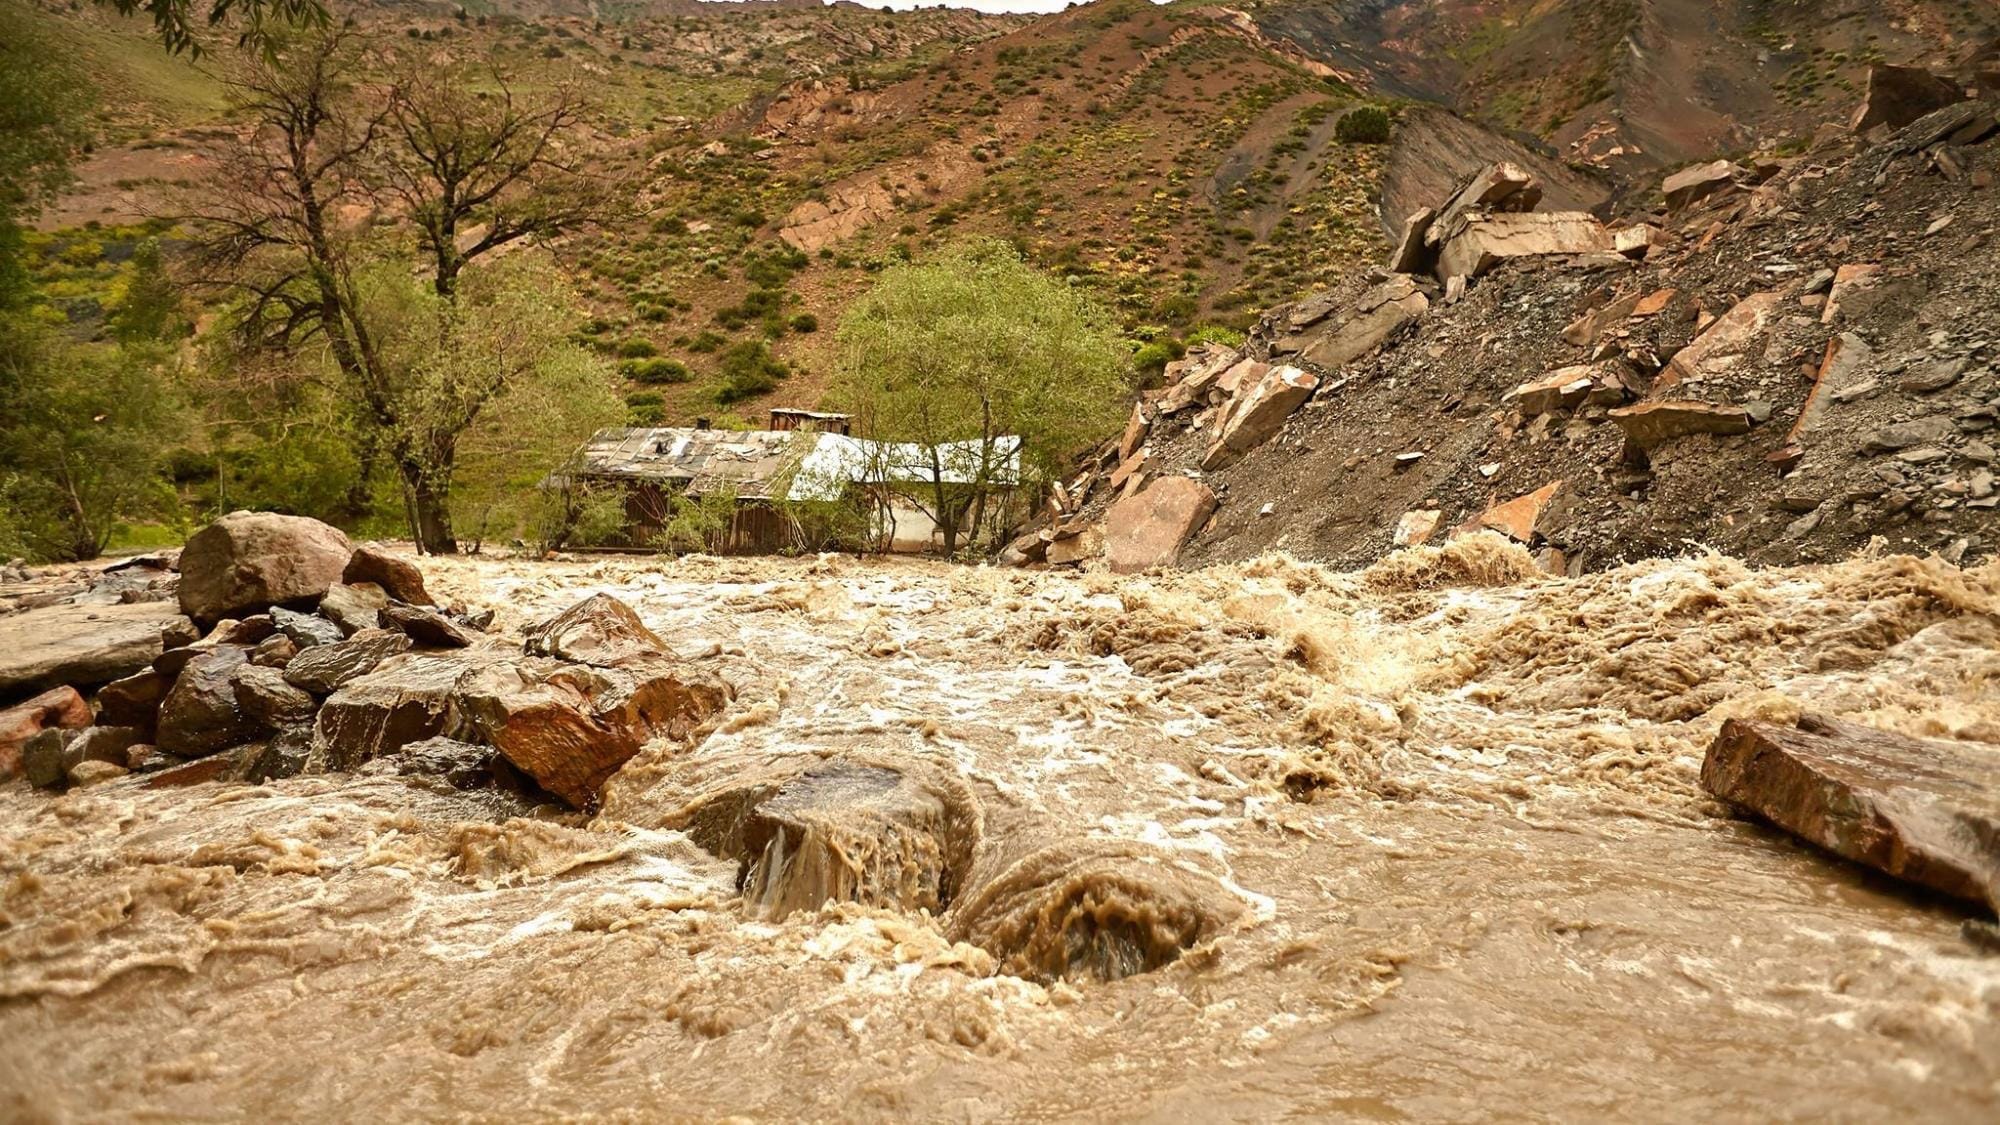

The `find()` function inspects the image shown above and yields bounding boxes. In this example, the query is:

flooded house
[560,411,1023,554]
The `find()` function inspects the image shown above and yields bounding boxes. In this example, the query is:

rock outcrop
[1851,64,1970,134]
[1703,715,2000,910]
[0,601,188,698]
[178,512,354,624]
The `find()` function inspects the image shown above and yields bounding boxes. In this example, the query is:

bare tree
[188,31,615,553]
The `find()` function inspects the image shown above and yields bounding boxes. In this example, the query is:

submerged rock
[523,593,667,667]
[1702,714,2000,911]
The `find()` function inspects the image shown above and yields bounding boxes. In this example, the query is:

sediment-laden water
[3,539,1997,1120]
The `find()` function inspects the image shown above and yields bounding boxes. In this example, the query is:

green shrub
[715,341,788,403]
[622,357,692,384]
[618,337,659,358]
[625,390,666,425]
[789,312,818,333]
[1337,105,1392,144]
[687,330,726,354]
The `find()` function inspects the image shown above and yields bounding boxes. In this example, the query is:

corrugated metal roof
[571,427,1021,502]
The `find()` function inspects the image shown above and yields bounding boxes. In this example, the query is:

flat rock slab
[0,601,189,700]
[1702,714,2000,911]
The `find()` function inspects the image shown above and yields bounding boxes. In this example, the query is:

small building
[558,413,1021,555]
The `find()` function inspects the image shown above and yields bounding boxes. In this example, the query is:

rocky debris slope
[0,515,734,806]
[1025,86,2000,576]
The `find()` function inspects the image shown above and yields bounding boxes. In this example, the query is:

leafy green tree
[833,239,1129,555]
[98,0,328,56]
[110,238,191,343]
[0,326,186,560]
[190,32,615,553]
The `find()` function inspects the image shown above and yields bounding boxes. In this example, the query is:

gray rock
[94,668,170,734]
[282,628,413,695]
[317,582,389,636]
[271,606,343,649]
[23,728,83,788]
[72,724,145,767]
[1863,417,1956,453]
[234,725,314,783]
[1899,358,1967,394]
[156,646,263,758]
[360,735,497,790]
[233,664,319,728]
[381,603,472,649]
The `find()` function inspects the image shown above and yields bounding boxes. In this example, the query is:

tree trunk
[398,449,457,556]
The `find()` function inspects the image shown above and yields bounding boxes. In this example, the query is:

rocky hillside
[1023,87,2000,572]
[1249,0,2000,177]
[24,0,1997,432]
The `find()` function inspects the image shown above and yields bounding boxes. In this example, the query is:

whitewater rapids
[3,537,1997,1120]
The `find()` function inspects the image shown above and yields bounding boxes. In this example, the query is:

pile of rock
[1390,161,1618,290]
[0,512,732,809]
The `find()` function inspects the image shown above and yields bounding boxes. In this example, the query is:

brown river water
[3,537,1998,1121]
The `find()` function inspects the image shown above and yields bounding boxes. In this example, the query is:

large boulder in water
[456,654,731,809]
[1702,714,2000,911]
[523,594,667,667]
[178,512,354,625]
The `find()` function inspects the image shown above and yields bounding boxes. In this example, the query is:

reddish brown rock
[1202,365,1318,470]
[1504,366,1599,416]
[1609,401,1755,447]
[1662,160,1747,212]
[341,545,434,606]
[1393,510,1442,548]
[0,687,93,781]
[523,594,666,667]
[1561,292,1643,347]
[1118,403,1150,463]
[1702,715,2000,910]
[1469,482,1562,543]
[1850,64,1969,133]
[457,656,731,809]
[178,511,354,624]
[1659,291,1783,388]
[94,669,170,735]
[1104,477,1218,574]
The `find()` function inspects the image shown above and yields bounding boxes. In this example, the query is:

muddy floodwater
[4,540,1998,1121]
